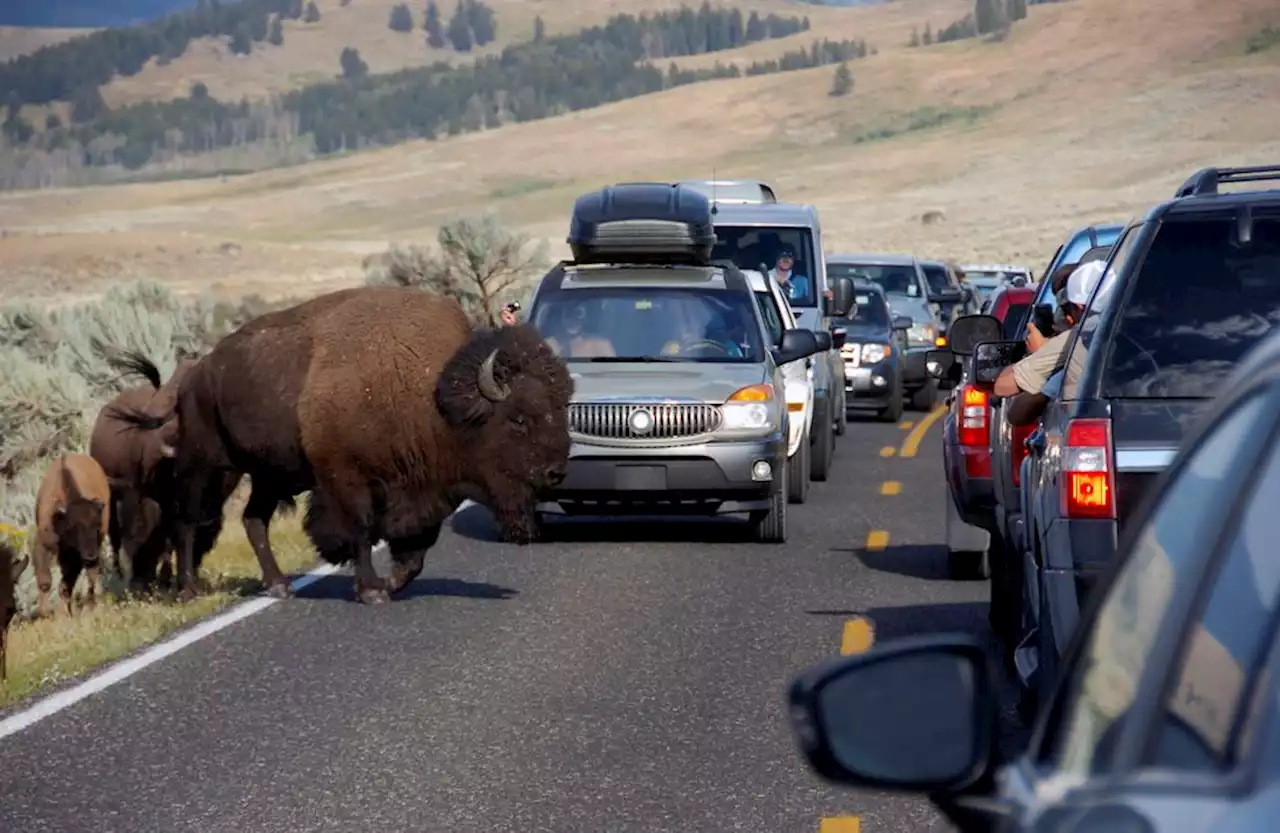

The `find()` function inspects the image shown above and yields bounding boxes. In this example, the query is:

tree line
[392,0,498,53]
[908,0,1027,47]
[1,3,836,186]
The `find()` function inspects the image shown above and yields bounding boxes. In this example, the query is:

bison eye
[513,414,525,425]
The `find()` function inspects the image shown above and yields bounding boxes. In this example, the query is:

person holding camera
[499,301,521,326]
[994,260,1107,398]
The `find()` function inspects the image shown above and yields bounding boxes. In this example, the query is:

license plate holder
[615,465,667,491]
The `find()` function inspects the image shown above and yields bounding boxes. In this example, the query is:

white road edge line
[0,499,482,740]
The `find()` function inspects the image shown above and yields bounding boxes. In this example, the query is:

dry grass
[0,500,317,709]
[0,0,1278,302]
[97,0,842,107]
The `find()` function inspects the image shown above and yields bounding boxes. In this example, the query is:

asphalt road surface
[0,406,1003,833]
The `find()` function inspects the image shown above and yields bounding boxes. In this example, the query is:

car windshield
[530,286,765,363]
[828,262,922,298]
[833,289,890,328]
[1103,213,1280,398]
[919,263,951,295]
[753,290,786,347]
[712,226,818,308]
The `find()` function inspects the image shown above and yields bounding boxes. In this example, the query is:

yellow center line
[820,818,861,833]
[899,420,914,430]
[899,404,947,458]
[840,616,876,655]
[880,481,901,495]
[865,530,889,551]
[879,446,896,457]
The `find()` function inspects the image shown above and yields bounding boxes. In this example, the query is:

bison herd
[0,285,575,669]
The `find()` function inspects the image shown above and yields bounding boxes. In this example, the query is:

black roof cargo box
[568,183,717,265]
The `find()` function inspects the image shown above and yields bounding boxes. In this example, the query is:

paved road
[0,408,1000,833]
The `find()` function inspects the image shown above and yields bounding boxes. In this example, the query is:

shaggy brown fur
[1,541,29,684]
[33,454,111,617]
[111,286,573,604]
[92,355,244,593]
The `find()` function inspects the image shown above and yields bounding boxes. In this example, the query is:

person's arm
[994,364,1022,398]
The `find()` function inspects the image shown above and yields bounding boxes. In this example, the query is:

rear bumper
[537,434,787,516]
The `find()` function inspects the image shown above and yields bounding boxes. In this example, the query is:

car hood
[884,294,932,319]
[836,321,893,343]
[568,362,770,403]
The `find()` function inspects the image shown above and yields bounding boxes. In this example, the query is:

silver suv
[526,262,830,542]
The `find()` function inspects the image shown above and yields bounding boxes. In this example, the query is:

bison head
[52,496,106,565]
[436,324,574,538]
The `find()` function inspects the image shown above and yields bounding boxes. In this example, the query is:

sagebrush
[0,282,286,616]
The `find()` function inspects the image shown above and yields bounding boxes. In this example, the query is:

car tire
[809,398,833,482]
[834,386,847,436]
[878,379,904,422]
[787,440,810,504]
[910,379,938,412]
[751,465,788,543]
[945,494,990,580]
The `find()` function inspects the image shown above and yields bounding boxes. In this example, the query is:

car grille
[569,402,722,440]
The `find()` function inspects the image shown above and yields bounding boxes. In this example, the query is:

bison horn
[477,349,511,402]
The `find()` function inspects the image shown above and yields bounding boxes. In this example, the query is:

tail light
[958,385,990,478]
[1011,422,1035,486]
[1061,418,1116,519]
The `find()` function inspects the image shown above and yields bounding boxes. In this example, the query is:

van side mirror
[969,340,1023,392]
[775,329,822,365]
[947,315,1003,356]
[892,315,913,331]
[826,276,856,318]
[813,330,833,353]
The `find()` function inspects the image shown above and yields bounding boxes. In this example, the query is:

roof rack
[1175,165,1280,198]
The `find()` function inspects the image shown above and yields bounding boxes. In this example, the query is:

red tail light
[1061,418,1116,519]
[1011,422,1035,486]
[958,385,990,478]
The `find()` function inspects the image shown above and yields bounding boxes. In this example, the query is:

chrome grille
[569,402,722,440]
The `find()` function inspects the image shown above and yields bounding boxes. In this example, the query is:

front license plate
[615,465,667,491]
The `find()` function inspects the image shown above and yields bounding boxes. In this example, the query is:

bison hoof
[357,586,391,605]
[265,580,293,600]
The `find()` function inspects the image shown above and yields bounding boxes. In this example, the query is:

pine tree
[466,0,496,47]
[447,0,473,51]
[304,2,321,23]
[389,4,414,32]
[340,46,368,78]
[269,16,284,45]
[1007,0,1028,21]
[909,26,919,47]
[533,15,545,42]
[230,23,253,55]
[923,21,933,45]
[830,61,852,97]
[975,0,1007,35]
[424,1,445,47]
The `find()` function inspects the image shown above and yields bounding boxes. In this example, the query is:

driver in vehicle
[993,260,1107,398]
[660,305,744,357]
[545,302,616,358]
[769,246,811,305]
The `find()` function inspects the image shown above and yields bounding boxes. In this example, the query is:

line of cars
[787,164,1280,831]
[520,179,866,542]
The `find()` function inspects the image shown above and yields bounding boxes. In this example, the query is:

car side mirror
[827,276,856,318]
[813,330,833,352]
[892,315,913,331]
[788,635,996,793]
[969,340,1023,393]
[947,315,1003,356]
[926,348,955,380]
[830,327,848,349]
[935,288,963,304]
[775,329,822,365]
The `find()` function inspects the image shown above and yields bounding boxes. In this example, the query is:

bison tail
[102,344,165,390]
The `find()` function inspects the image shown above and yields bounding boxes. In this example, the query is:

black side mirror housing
[947,315,1003,356]
[892,315,913,331]
[827,276,857,318]
[830,327,848,349]
[789,634,998,794]
[969,339,1024,393]
[813,330,833,353]
[775,328,823,365]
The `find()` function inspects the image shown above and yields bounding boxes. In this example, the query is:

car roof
[962,263,1032,274]
[709,201,818,227]
[541,262,749,295]
[827,252,919,267]
[677,179,777,204]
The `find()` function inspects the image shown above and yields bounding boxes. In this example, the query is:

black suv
[984,165,1280,711]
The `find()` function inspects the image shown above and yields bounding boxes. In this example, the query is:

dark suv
[996,165,1280,710]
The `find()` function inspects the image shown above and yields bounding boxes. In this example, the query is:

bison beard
[107,287,572,605]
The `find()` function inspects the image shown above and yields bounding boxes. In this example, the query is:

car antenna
[710,168,718,215]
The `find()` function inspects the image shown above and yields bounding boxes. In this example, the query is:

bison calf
[1,541,28,684]
[33,454,111,617]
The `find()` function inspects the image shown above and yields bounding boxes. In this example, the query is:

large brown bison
[1,541,28,684]
[111,287,573,605]
[33,454,111,617]
[91,353,241,593]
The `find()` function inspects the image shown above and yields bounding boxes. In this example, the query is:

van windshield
[713,226,817,308]
[828,262,922,298]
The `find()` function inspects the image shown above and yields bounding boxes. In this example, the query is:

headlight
[860,343,889,364]
[907,323,936,345]
[720,383,778,434]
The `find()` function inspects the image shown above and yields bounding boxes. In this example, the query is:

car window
[1037,393,1270,781]
[832,290,890,329]
[1060,225,1145,400]
[713,226,818,308]
[754,290,785,346]
[828,263,921,298]
[1149,410,1280,772]
[1001,303,1030,340]
[921,263,951,295]
[530,286,766,363]
[1102,213,1280,398]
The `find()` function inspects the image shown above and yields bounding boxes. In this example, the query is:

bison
[1,541,28,684]
[33,454,111,617]
[91,353,241,593]
[110,287,573,605]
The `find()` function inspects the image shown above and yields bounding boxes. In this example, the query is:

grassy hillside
[0,0,1277,300]
[93,0,844,107]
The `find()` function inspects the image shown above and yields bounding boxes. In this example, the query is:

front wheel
[750,465,788,543]
[910,379,938,412]
[809,398,834,482]
[787,439,810,504]
[834,386,847,436]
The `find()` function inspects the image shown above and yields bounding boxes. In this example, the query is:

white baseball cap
[1064,260,1111,307]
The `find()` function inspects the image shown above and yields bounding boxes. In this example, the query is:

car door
[993,383,1280,833]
